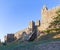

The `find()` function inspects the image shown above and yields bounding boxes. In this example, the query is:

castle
[4,5,60,43]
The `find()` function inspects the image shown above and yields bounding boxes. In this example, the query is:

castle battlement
[4,5,60,43]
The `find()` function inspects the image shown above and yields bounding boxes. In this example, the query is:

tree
[49,10,60,29]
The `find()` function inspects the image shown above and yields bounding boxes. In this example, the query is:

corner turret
[41,5,48,13]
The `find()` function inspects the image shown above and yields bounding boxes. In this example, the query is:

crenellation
[36,20,40,27]
[28,20,35,29]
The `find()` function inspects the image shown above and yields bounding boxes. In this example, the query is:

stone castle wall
[14,21,36,40]
[4,34,16,43]
[4,5,60,42]
[39,5,60,31]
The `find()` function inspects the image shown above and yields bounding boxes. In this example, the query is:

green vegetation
[41,10,60,41]
[49,10,60,29]
[43,28,60,33]
[44,10,60,33]
[0,38,60,50]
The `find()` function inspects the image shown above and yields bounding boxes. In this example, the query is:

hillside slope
[34,41,60,50]
[0,39,60,50]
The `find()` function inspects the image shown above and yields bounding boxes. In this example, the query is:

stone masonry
[39,5,60,31]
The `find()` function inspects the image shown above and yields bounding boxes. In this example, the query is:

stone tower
[28,21,35,30]
[4,34,16,43]
[40,5,60,31]
[41,5,49,30]
[36,20,40,27]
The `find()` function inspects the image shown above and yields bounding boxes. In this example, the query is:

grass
[0,38,60,50]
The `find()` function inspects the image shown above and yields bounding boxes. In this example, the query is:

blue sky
[0,0,60,41]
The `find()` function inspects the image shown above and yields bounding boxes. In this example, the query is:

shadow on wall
[20,30,37,41]
[28,31,37,41]
[28,27,37,41]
